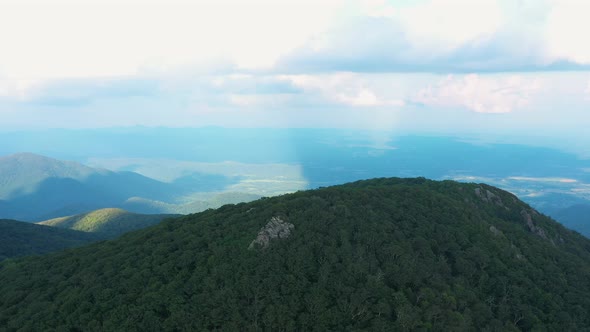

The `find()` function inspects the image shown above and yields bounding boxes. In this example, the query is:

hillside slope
[0,219,103,261]
[1,178,590,331]
[0,153,183,221]
[39,208,177,238]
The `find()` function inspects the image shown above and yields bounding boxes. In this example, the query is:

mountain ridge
[0,219,104,261]
[1,178,589,330]
[0,153,184,221]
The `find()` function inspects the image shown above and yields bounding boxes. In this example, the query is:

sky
[1,0,590,146]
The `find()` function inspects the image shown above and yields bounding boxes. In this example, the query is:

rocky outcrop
[521,209,548,240]
[249,216,294,249]
[474,187,506,208]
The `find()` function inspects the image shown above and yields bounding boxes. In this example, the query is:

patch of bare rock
[249,216,295,249]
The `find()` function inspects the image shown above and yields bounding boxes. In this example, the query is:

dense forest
[1,178,590,331]
[0,219,103,261]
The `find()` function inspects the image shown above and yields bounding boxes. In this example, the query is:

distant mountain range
[38,208,178,238]
[1,150,588,237]
[0,153,260,221]
[1,178,590,330]
[0,219,103,261]
[0,153,181,221]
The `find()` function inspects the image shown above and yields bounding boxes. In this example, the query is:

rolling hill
[1,178,590,330]
[0,219,103,261]
[0,153,184,221]
[38,208,177,238]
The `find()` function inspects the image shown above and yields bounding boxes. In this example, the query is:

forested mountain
[0,153,183,221]
[0,219,103,261]
[1,178,590,330]
[38,208,178,238]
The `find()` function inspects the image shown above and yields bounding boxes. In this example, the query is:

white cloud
[507,176,578,183]
[335,89,405,107]
[336,89,380,107]
[0,0,341,82]
[545,0,590,64]
[0,79,41,99]
[585,79,590,96]
[281,73,405,107]
[228,94,292,107]
[413,74,541,113]
[390,0,504,52]
[2,0,590,92]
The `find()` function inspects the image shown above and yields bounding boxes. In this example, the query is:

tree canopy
[1,178,590,331]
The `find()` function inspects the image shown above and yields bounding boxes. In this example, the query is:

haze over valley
[2,128,589,237]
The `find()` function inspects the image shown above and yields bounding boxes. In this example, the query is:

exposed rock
[521,209,535,231]
[249,216,294,249]
[474,187,485,201]
[474,187,506,208]
[521,209,548,240]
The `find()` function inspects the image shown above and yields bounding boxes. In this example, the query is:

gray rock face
[521,209,548,240]
[474,187,506,208]
[249,216,294,249]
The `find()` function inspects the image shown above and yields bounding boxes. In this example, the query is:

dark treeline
[0,219,103,261]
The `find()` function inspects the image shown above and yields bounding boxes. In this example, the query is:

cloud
[2,0,590,91]
[385,0,503,51]
[412,74,541,113]
[0,0,341,81]
[545,0,590,65]
[336,89,382,107]
[507,176,578,183]
[31,78,162,107]
[280,73,405,107]
[276,0,590,73]
[0,79,41,99]
[585,79,590,97]
[209,74,302,95]
[228,94,293,107]
[276,16,540,73]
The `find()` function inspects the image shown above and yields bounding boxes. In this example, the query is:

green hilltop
[1,178,590,331]
[38,208,178,238]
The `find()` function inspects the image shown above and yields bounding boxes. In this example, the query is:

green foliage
[38,208,177,238]
[1,178,590,331]
[0,219,103,261]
